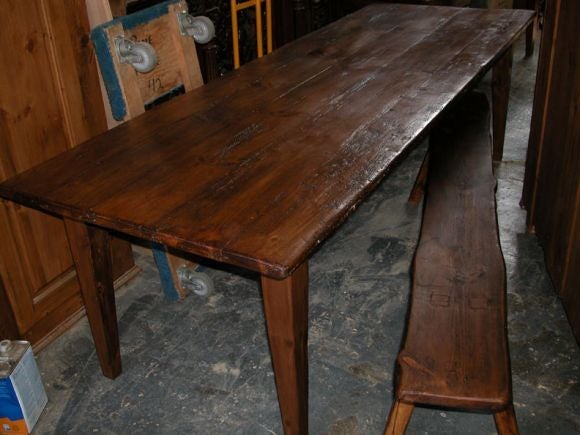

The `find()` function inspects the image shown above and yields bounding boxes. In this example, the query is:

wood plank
[522,0,580,342]
[17,6,445,202]
[0,5,534,280]
[532,0,580,292]
[396,93,511,411]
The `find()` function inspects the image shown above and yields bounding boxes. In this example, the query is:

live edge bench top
[0,5,533,279]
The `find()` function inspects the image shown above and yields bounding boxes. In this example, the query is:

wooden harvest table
[0,4,532,434]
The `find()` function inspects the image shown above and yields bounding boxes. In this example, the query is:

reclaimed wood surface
[0,5,533,280]
[389,93,517,433]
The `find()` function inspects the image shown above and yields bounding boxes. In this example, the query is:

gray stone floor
[33,39,579,434]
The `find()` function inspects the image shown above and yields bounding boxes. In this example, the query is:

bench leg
[384,400,414,435]
[408,150,430,204]
[492,46,513,162]
[64,218,121,379]
[494,404,520,435]
[261,262,309,435]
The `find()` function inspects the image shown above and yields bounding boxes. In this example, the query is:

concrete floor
[33,39,579,434]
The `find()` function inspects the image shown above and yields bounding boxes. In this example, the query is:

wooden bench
[384,92,519,434]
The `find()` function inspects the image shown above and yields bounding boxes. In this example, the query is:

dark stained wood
[408,151,429,204]
[0,277,19,339]
[0,5,533,281]
[521,0,558,213]
[261,262,309,435]
[492,45,513,161]
[386,93,518,432]
[524,0,537,58]
[273,0,296,48]
[522,0,580,343]
[196,40,220,83]
[292,0,312,38]
[64,219,121,379]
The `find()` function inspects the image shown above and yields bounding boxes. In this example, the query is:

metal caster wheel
[177,267,214,296]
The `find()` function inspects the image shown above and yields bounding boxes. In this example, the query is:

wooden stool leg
[408,150,430,204]
[494,404,520,435]
[384,400,414,435]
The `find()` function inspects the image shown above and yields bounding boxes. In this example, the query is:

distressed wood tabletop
[0,4,532,280]
[0,5,534,434]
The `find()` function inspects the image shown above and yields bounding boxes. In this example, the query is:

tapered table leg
[261,262,309,435]
[408,150,430,204]
[64,218,121,379]
[492,45,513,161]
[524,0,537,58]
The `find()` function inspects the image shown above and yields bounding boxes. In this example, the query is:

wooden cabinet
[0,0,135,348]
[522,0,580,342]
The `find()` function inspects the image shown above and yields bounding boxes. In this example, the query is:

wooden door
[0,0,135,347]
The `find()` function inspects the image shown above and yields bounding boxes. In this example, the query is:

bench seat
[384,92,518,434]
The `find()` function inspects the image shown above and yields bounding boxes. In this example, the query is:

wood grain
[522,0,580,343]
[0,0,134,346]
[64,219,121,379]
[0,5,533,280]
[388,93,516,434]
[261,262,309,435]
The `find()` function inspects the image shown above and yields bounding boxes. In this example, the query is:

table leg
[261,262,309,435]
[525,0,537,58]
[64,218,121,379]
[408,150,430,204]
[492,46,513,162]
